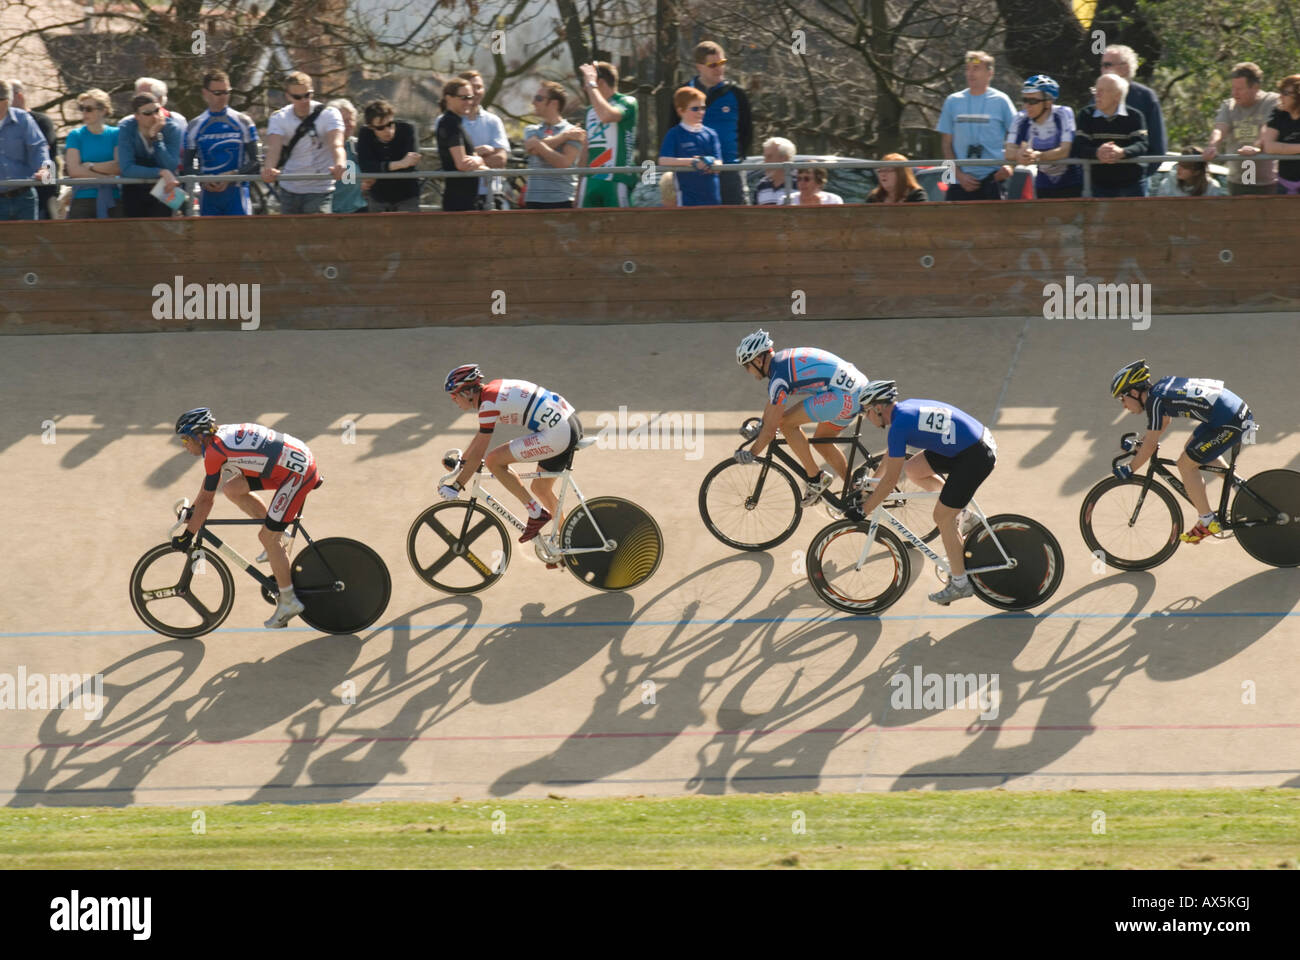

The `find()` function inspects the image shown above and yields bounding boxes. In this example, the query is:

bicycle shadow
[888,567,1297,790]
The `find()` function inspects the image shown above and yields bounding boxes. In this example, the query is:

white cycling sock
[527,500,544,519]
[1198,512,1216,526]
[952,574,969,586]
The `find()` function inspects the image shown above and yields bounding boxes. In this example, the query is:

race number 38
[280,447,310,475]
[832,368,856,389]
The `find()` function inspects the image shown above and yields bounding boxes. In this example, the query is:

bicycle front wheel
[699,459,802,551]
[806,520,911,614]
[1232,469,1300,567]
[1079,476,1183,570]
[966,514,1064,611]
[129,543,234,639]
[857,457,939,544]
[294,537,391,634]
[562,497,664,591]
[407,501,511,594]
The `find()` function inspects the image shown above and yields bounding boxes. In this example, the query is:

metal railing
[0,152,1287,207]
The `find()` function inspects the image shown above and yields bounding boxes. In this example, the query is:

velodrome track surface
[2,314,1299,807]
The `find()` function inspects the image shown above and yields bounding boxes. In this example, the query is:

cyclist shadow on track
[889,567,1299,791]
[248,592,634,804]
[488,552,802,796]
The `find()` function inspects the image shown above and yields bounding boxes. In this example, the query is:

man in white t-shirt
[436,69,510,208]
[261,71,346,214]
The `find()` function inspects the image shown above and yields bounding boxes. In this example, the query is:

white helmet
[861,379,899,406]
[736,329,774,366]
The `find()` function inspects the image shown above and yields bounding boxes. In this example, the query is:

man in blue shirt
[937,51,1016,200]
[118,92,184,217]
[183,69,260,216]
[689,41,752,205]
[859,381,998,605]
[658,87,722,206]
[0,79,53,221]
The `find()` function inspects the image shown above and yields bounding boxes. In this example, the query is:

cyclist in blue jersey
[182,70,260,216]
[858,380,997,605]
[1110,359,1255,544]
[734,329,869,506]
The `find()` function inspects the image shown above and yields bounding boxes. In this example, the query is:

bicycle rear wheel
[1232,469,1300,567]
[699,459,802,551]
[407,501,510,594]
[1079,476,1183,570]
[562,497,664,590]
[806,519,911,614]
[966,514,1064,611]
[293,537,391,634]
[129,543,234,639]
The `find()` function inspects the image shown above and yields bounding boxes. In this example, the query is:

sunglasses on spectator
[532,94,557,103]
[78,104,102,111]
[138,107,160,116]
[451,93,474,100]
[704,59,727,68]
[967,57,987,65]
[289,91,313,100]
[370,120,395,131]
[207,88,231,96]
[1021,97,1047,104]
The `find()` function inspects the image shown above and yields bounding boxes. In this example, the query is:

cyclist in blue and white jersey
[734,330,869,505]
[1110,359,1255,544]
[858,380,997,605]
[182,70,260,216]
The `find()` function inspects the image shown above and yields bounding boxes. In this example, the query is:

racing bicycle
[1080,431,1300,569]
[698,412,938,551]
[806,485,1064,614]
[130,499,391,639]
[407,439,664,594]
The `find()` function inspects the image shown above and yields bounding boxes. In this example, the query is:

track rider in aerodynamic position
[1110,359,1255,544]
[440,364,582,543]
[858,380,997,605]
[734,329,869,506]
[172,408,322,628]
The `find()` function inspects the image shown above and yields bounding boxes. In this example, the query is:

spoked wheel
[1232,469,1300,567]
[561,497,664,591]
[805,519,911,614]
[699,459,801,551]
[858,457,940,545]
[1079,476,1183,570]
[129,543,234,639]
[407,501,510,594]
[293,537,391,634]
[966,514,1064,611]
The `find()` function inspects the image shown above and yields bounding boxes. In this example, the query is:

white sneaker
[801,469,834,507]
[929,577,974,606]
[264,590,305,629]
[256,534,293,564]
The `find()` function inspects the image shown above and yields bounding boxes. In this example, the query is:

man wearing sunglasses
[937,51,1015,200]
[0,79,52,221]
[689,41,752,205]
[523,82,582,208]
[116,92,183,217]
[1005,75,1081,198]
[356,98,421,212]
[182,70,260,216]
[262,71,346,214]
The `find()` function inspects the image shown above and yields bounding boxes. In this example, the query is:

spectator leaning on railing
[938,51,1015,200]
[135,77,188,214]
[8,80,57,219]
[1248,74,1300,195]
[657,86,723,206]
[262,71,346,215]
[446,69,509,210]
[522,81,582,209]
[1204,62,1280,195]
[1099,45,1166,181]
[1073,73,1148,198]
[1005,75,1081,199]
[783,166,842,205]
[435,77,486,213]
[0,79,52,221]
[184,70,260,217]
[63,88,120,219]
[866,154,926,203]
[689,40,753,205]
[751,137,796,205]
[357,98,421,213]
[327,99,369,214]
[117,92,182,218]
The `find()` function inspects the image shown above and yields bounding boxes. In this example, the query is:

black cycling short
[538,414,584,472]
[923,440,996,509]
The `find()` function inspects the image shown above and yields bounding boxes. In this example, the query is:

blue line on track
[1,608,1298,639]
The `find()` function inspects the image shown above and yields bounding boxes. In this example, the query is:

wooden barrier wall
[1,197,1296,334]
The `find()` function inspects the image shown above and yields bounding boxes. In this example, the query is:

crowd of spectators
[1,41,1298,220]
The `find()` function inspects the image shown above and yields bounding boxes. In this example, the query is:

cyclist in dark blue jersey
[734,329,869,506]
[858,380,997,605]
[1110,359,1255,543]
[182,70,259,216]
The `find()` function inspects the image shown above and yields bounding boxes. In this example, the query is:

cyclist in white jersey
[439,364,581,542]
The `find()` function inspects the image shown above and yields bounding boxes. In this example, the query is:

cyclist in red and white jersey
[172,407,321,628]
[440,364,582,542]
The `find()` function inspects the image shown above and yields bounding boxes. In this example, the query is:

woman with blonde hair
[63,88,121,218]
[867,153,926,203]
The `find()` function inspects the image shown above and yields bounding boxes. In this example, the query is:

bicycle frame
[1126,440,1284,532]
[744,413,874,511]
[452,463,615,557]
[851,488,1014,577]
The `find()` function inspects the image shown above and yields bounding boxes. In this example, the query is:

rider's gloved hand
[1120,435,1139,453]
[438,483,461,501]
[170,529,194,553]
[733,448,755,465]
[1113,463,1132,481]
